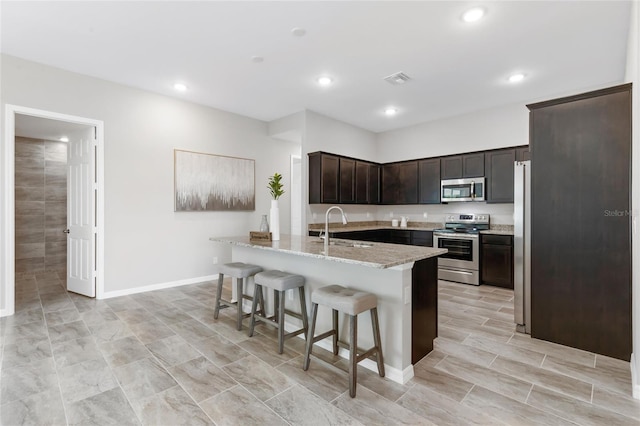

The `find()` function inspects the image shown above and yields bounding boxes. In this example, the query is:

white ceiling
[1,1,632,133]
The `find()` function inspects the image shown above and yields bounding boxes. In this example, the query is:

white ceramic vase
[270,199,280,241]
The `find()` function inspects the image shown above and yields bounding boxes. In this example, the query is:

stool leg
[349,314,358,398]
[303,302,318,371]
[258,283,266,318]
[213,273,224,319]
[273,289,280,323]
[298,286,309,339]
[277,290,286,354]
[332,309,339,355]
[371,307,385,377]
[248,284,261,338]
[235,278,244,330]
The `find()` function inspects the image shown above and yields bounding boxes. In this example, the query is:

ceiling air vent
[384,72,412,85]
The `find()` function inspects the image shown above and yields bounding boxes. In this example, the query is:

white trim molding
[100,275,218,299]
[632,353,640,399]
[1,105,105,317]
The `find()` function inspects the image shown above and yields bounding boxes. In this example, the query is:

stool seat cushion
[255,270,305,291]
[217,262,263,279]
[311,285,377,316]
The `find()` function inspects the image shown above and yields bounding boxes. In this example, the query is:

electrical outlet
[390,212,394,218]
[404,287,411,304]
[423,212,428,219]
[212,257,218,265]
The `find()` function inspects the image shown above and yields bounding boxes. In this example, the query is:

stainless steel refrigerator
[514,160,531,334]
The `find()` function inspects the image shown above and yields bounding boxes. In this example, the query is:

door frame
[1,105,105,316]
[290,154,302,235]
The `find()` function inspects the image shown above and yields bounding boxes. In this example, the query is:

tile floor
[1,272,639,425]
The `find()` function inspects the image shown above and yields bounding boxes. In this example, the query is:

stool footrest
[310,329,337,344]
[283,309,304,321]
[336,340,381,362]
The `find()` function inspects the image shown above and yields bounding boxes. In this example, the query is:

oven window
[437,238,474,262]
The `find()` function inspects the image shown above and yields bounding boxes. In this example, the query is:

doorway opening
[1,105,105,317]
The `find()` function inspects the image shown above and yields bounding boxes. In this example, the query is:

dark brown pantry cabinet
[528,83,631,361]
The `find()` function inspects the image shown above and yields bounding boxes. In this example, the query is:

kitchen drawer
[481,234,512,245]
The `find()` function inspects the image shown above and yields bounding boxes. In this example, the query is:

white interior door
[67,127,96,297]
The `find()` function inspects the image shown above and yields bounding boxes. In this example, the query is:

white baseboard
[100,274,218,299]
[0,308,15,318]
[632,353,640,400]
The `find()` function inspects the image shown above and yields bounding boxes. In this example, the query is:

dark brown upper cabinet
[308,152,340,204]
[441,153,485,179]
[367,163,381,204]
[418,158,441,204]
[339,158,356,204]
[516,146,531,161]
[485,149,516,203]
[382,161,418,204]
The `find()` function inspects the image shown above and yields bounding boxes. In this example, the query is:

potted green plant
[268,173,285,200]
[268,173,284,240]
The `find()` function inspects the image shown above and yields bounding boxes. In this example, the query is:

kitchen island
[210,234,446,384]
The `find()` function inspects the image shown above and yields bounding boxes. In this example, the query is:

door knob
[63,229,70,234]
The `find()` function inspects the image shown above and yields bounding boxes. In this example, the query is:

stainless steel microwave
[441,178,485,202]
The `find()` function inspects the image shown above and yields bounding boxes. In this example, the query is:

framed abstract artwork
[174,149,255,211]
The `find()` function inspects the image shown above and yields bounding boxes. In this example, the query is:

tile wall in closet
[15,136,67,277]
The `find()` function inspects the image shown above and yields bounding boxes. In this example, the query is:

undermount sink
[311,239,373,248]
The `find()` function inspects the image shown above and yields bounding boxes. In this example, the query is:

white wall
[377,102,529,163]
[302,110,378,224]
[371,102,530,226]
[0,54,299,302]
[625,0,640,400]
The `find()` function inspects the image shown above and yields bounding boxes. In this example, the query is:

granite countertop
[210,235,447,269]
[308,221,514,235]
[308,221,442,233]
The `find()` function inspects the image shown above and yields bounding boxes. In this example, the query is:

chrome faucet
[324,206,348,255]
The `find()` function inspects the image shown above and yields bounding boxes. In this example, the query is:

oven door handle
[439,268,474,276]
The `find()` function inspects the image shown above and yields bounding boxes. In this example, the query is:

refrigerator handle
[514,162,525,327]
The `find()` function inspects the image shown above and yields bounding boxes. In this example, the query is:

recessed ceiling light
[59,136,69,142]
[384,107,398,116]
[291,27,306,37]
[317,76,333,86]
[173,83,187,92]
[508,73,526,83]
[462,7,485,23]
[251,56,264,63]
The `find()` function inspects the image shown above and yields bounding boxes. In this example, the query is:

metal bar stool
[303,285,384,398]
[213,262,264,330]
[248,270,308,354]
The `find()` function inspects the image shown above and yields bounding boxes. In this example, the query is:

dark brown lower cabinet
[412,257,438,363]
[528,84,631,361]
[480,234,513,288]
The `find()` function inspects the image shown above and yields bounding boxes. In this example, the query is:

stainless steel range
[433,213,489,286]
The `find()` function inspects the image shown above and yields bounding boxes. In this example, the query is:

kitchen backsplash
[308,202,514,226]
